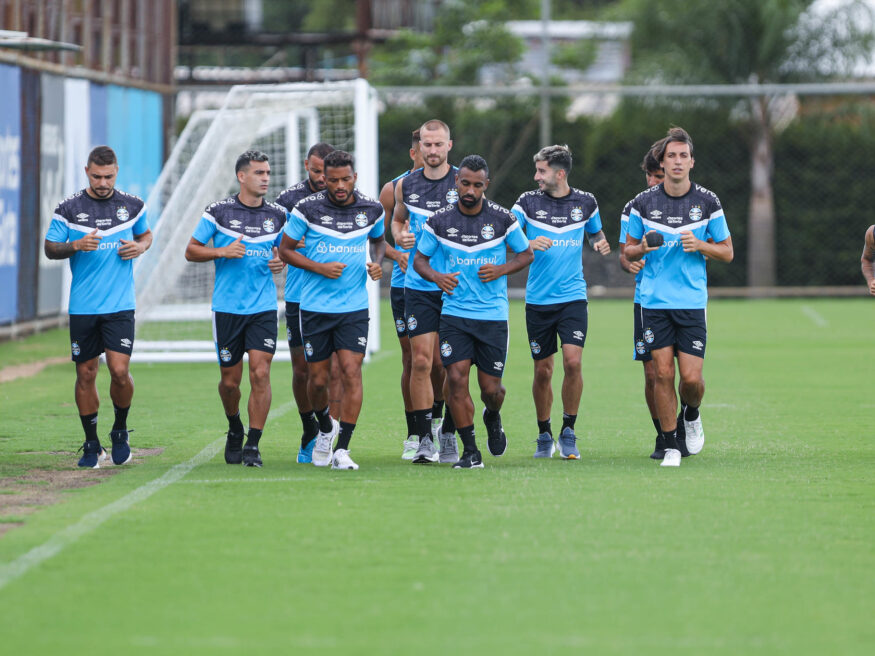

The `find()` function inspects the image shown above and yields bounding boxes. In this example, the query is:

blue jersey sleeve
[511,200,529,229]
[584,207,603,235]
[191,215,216,244]
[706,207,730,242]
[285,209,308,241]
[132,207,149,236]
[506,220,530,254]
[418,222,438,257]
[619,201,633,245]
[628,207,644,240]
[369,213,385,239]
[45,216,70,243]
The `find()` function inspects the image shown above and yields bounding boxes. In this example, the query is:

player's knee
[75,364,99,386]
[411,350,432,374]
[562,356,582,378]
[108,367,130,386]
[654,363,675,383]
[533,359,553,382]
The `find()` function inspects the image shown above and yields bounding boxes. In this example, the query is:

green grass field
[0,298,872,655]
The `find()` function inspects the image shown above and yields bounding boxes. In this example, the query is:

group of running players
[48,120,747,471]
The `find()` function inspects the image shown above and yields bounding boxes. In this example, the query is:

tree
[622,0,874,286]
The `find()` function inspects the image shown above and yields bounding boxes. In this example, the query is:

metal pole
[540,0,551,146]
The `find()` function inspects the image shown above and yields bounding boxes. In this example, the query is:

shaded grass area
[0,299,872,654]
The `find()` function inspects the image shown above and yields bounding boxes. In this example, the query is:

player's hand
[223,235,246,259]
[75,229,101,252]
[118,238,144,260]
[319,261,346,279]
[593,238,611,255]
[530,236,553,252]
[397,223,416,250]
[396,251,409,273]
[366,261,382,281]
[869,279,875,296]
[267,247,285,273]
[628,258,645,274]
[478,264,503,282]
[641,231,660,253]
[297,236,306,249]
[435,272,459,294]
[681,231,700,253]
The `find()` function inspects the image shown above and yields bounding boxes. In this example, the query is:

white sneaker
[401,435,419,460]
[661,448,681,467]
[313,419,338,467]
[331,448,359,470]
[684,416,705,455]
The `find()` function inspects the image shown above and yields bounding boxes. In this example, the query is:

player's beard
[459,195,478,208]
[90,185,113,198]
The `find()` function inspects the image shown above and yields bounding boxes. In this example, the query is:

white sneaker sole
[312,451,333,467]
[661,449,681,467]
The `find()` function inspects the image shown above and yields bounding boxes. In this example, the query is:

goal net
[133,80,380,362]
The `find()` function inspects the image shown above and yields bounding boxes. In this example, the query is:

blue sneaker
[297,437,316,464]
[77,440,106,469]
[533,432,556,458]
[557,427,580,460]
[110,429,132,465]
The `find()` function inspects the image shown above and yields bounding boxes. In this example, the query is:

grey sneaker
[557,427,580,460]
[412,435,439,464]
[438,430,459,463]
[533,432,556,458]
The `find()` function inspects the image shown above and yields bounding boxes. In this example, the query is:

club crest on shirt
[355,212,369,227]
[571,207,584,222]
[689,206,703,221]
[395,318,405,333]
[407,315,418,331]
[262,218,275,232]
[304,341,314,357]
[530,341,541,355]
[71,341,81,357]
[644,328,655,344]
[440,341,452,357]
[481,224,495,240]
[116,207,129,221]
[636,340,646,355]
[219,348,232,362]
[446,189,459,204]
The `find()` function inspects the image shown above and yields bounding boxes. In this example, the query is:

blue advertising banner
[39,73,66,317]
[89,82,107,147]
[0,64,21,324]
[107,85,163,199]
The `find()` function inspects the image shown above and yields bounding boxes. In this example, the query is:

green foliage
[552,39,598,70]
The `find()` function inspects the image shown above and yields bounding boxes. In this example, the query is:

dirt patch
[0,357,68,384]
[0,447,164,536]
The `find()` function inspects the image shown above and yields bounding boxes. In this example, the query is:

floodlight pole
[540,0,551,147]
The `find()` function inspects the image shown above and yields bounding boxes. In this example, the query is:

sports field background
[0,298,872,654]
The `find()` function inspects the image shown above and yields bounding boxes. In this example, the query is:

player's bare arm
[413,250,458,294]
[681,232,734,262]
[478,246,534,282]
[44,229,102,259]
[184,235,245,262]
[619,243,645,274]
[367,236,386,280]
[118,229,153,260]
[624,233,660,262]
[862,225,875,295]
[588,230,611,255]
[278,233,345,279]
[391,178,416,249]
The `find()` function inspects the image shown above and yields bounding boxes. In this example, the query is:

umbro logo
[535,210,548,218]
[692,340,703,351]
[649,210,663,219]
[320,215,334,224]
[230,219,242,228]
[447,227,459,236]
[358,336,368,347]
[572,330,584,340]
[264,338,275,348]
[120,338,132,348]
[76,213,89,222]
[493,361,504,370]
[408,193,420,201]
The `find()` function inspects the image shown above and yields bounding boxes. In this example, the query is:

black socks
[458,425,476,451]
[112,404,129,432]
[227,412,244,435]
[246,428,262,447]
[336,421,355,451]
[537,419,551,436]
[80,412,98,442]
[562,413,577,432]
[316,406,333,433]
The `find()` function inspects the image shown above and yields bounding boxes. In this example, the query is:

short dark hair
[235,150,269,173]
[458,154,489,177]
[323,150,355,172]
[411,129,421,147]
[533,144,572,174]
[641,138,664,174]
[306,142,335,160]
[87,146,117,167]
[657,127,694,161]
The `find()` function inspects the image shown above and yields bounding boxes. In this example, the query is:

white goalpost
[133,79,380,363]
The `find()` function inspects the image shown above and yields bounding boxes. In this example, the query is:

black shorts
[633,302,652,362]
[640,308,707,358]
[69,310,135,362]
[300,309,369,362]
[525,300,588,360]
[285,302,303,349]
[438,314,508,378]
[390,286,408,339]
[213,310,278,367]
[405,288,442,338]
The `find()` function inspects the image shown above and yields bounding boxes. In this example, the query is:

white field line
[0,400,297,591]
[801,305,828,327]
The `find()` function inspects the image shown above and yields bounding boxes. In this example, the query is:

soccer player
[378,129,429,459]
[619,140,669,458]
[512,145,611,460]
[278,150,386,470]
[862,225,875,295]
[275,142,337,464]
[392,119,460,464]
[184,150,287,468]
[414,154,534,468]
[624,127,734,467]
[45,145,152,468]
